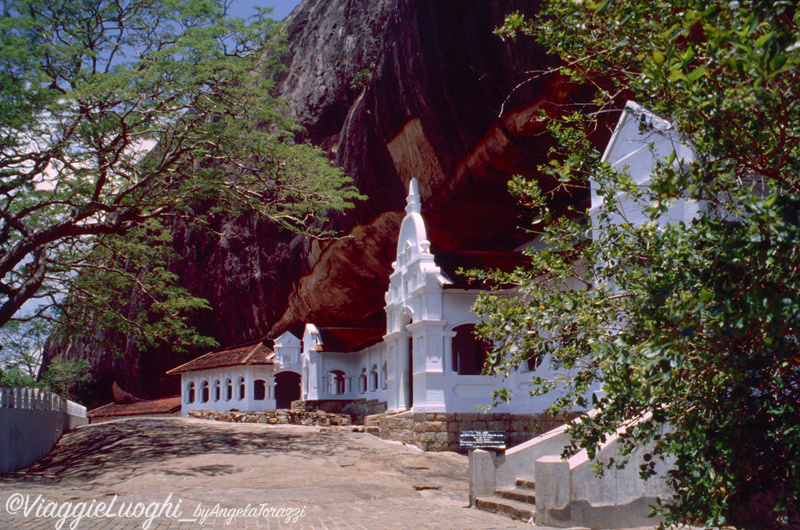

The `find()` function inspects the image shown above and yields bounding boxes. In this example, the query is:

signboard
[459,430,506,450]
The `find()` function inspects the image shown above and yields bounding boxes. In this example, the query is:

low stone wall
[0,386,88,474]
[188,408,352,426]
[368,411,580,452]
[291,399,387,417]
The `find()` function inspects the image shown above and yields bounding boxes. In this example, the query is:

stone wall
[188,408,352,427]
[292,398,387,418]
[367,411,580,452]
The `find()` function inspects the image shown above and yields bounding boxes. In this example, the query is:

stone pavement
[0,417,658,529]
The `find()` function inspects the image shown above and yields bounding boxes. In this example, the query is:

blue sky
[229,0,303,21]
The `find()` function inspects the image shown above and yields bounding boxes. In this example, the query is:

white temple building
[171,178,560,416]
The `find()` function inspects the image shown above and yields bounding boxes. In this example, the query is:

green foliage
[350,62,376,91]
[476,1,800,527]
[39,358,93,403]
[0,0,363,350]
[0,316,49,385]
[0,365,37,387]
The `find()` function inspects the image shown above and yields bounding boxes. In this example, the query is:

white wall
[0,386,87,474]
[180,366,277,415]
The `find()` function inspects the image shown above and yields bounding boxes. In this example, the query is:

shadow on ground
[3,418,413,487]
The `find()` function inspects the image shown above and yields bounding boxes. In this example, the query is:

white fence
[0,386,87,474]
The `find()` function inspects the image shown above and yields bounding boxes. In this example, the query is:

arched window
[253,379,266,400]
[225,378,232,401]
[328,370,346,396]
[186,381,195,404]
[370,364,379,391]
[213,379,221,402]
[358,368,367,394]
[238,376,246,400]
[381,362,388,389]
[201,380,210,403]
[452,324,491,375]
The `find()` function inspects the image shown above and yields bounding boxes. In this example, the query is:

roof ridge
[242,342,270,364]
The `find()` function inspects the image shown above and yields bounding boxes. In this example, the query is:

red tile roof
[165,342,275,375]
[88,395,181,419]
[316,327,385,353]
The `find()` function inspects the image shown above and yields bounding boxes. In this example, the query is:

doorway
[275,371,301,409]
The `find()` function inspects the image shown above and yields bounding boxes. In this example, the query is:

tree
[38,358,93,401]
[0,0,361,351]
[476,1,799,527]
[0,317,48,386]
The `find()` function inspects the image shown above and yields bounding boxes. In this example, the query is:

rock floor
[0,417,660,529]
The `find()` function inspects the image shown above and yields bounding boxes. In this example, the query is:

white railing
[0,386,86,417]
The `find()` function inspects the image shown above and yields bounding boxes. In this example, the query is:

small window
[238,376,245,400]
[358,368,367,394]
[381,362,388,389]
[254,379,266,400]
[201,380,210,403]
[225,378,232,401]
[328,370,346,396]
[370,365,379,391]
[213,379,221,402]
[186,381,195,404]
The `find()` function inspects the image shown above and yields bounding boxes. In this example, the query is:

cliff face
[268,0,578,337]
[44,0,589,404]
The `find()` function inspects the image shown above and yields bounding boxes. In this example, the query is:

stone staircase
[475,477,537,522]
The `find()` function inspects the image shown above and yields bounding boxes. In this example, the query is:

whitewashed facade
[172,336,303,416]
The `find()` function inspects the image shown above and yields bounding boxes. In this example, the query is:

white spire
[406,178,421,215]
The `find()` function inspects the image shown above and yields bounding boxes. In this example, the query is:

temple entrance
[275,371,301,409]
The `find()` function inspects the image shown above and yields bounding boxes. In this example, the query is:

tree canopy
[0,0,360,353]
[478,1,799,527]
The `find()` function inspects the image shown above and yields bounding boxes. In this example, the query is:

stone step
[515,477,535,490]
[364,415,382,427]
[496,487,536,505]
[474,495,535,522]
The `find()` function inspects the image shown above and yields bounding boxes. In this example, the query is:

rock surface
[44,0,598,403]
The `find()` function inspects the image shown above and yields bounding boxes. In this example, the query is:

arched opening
[213,379,221,402]
[328,370,346,396]
[253,379,266,401]
[201,380,210,403]
[225,378,232,401]
[275,371,301,409]
[359,368,367,394]
[237,376,245,400]
[186,381,195,404]
[452,324,491,375]
[370,364,379,391]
